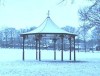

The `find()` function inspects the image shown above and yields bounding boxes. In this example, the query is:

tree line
[0,25,98,52]
[0,27,36,48]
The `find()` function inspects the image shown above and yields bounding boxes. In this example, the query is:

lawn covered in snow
[0,48,100,76]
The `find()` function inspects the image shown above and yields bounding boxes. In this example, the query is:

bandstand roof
[21,13,76,36]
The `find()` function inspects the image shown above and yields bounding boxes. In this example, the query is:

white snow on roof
[22,17,76,35]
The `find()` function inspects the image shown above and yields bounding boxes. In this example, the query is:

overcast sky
[0,0,93,29]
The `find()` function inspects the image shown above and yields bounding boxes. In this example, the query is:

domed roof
[21,11,76,36]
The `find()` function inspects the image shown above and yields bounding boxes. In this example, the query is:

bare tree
[62,25,76,33]
[79,0,100,29]
[3,28,9,48]
[78,24,89,52]
[0,31,3,47]
[79,0,100,50]
[8,28,17,48]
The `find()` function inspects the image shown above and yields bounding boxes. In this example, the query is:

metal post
[22,35,25,61]
[36,38,38,60]
[78,37,80,52]
[61,34,64,61]
[74,36,76,61]
[53,38,56,60]
[39,34,41,61]
[69,36,72,60]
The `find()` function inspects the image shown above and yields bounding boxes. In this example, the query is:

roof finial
[47,10,50,18]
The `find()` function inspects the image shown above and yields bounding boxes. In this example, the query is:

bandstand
[20,11,77,61]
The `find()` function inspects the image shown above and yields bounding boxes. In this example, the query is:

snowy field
[0,48,100,76]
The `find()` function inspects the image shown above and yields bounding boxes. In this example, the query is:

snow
[0,48,100,76]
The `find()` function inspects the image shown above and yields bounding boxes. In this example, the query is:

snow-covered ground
[0,48,100,76]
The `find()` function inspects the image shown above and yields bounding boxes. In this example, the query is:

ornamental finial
[47,10,50,18]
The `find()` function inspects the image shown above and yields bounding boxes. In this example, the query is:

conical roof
[22,16,76,36]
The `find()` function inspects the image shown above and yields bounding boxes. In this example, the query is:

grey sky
[0,0,93,29]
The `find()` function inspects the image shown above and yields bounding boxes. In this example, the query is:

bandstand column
[69,36,72,60]
[53,38,57,60]
[39,34,42,61]
[73,36,76,61]
[61,34,64,61]
[22,35,25,61]
[35,37,38,60]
